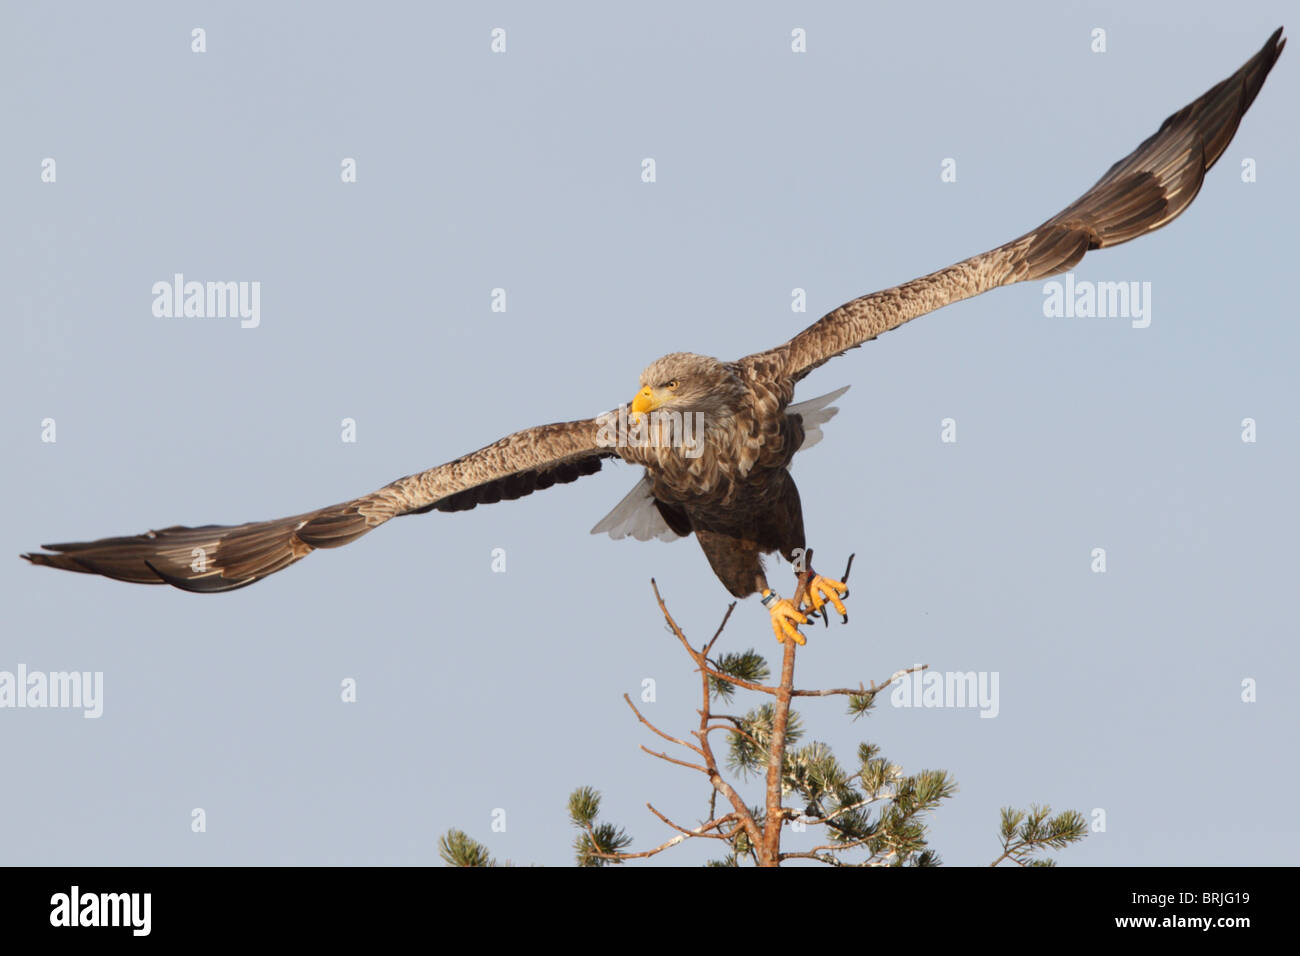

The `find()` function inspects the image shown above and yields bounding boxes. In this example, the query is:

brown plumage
[24,30,1284,607]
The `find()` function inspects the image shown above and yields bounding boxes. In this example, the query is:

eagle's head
[632,353,744,421]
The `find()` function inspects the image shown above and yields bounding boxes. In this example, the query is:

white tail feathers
[789,384,849,451]
[589,475,682,541]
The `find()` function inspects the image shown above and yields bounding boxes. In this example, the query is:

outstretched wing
[23,417,616,592]
[745,28,1284,383]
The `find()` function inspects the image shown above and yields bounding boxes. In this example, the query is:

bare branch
[639,745,709,774]
[647,580,765,852]
[791,664,929,698]
[778,850,845,866]
[623,693,704,756]
[704,602,737,657]
[698,723,762,749]
[699,663,778,696]
[646,804,737,842]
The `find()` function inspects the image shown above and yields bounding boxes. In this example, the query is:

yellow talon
[804,575,848,619]
[763,591,808,645]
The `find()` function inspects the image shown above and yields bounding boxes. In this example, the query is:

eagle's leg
[800,566,848,623]
[760,585,808,646]
[695,526,810,645]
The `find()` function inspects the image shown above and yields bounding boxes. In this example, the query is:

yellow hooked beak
[631,385,662,421]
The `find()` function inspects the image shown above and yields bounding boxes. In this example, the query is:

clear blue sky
[3,1,1295,865]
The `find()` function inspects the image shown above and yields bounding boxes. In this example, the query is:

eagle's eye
[666,380,679,390]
